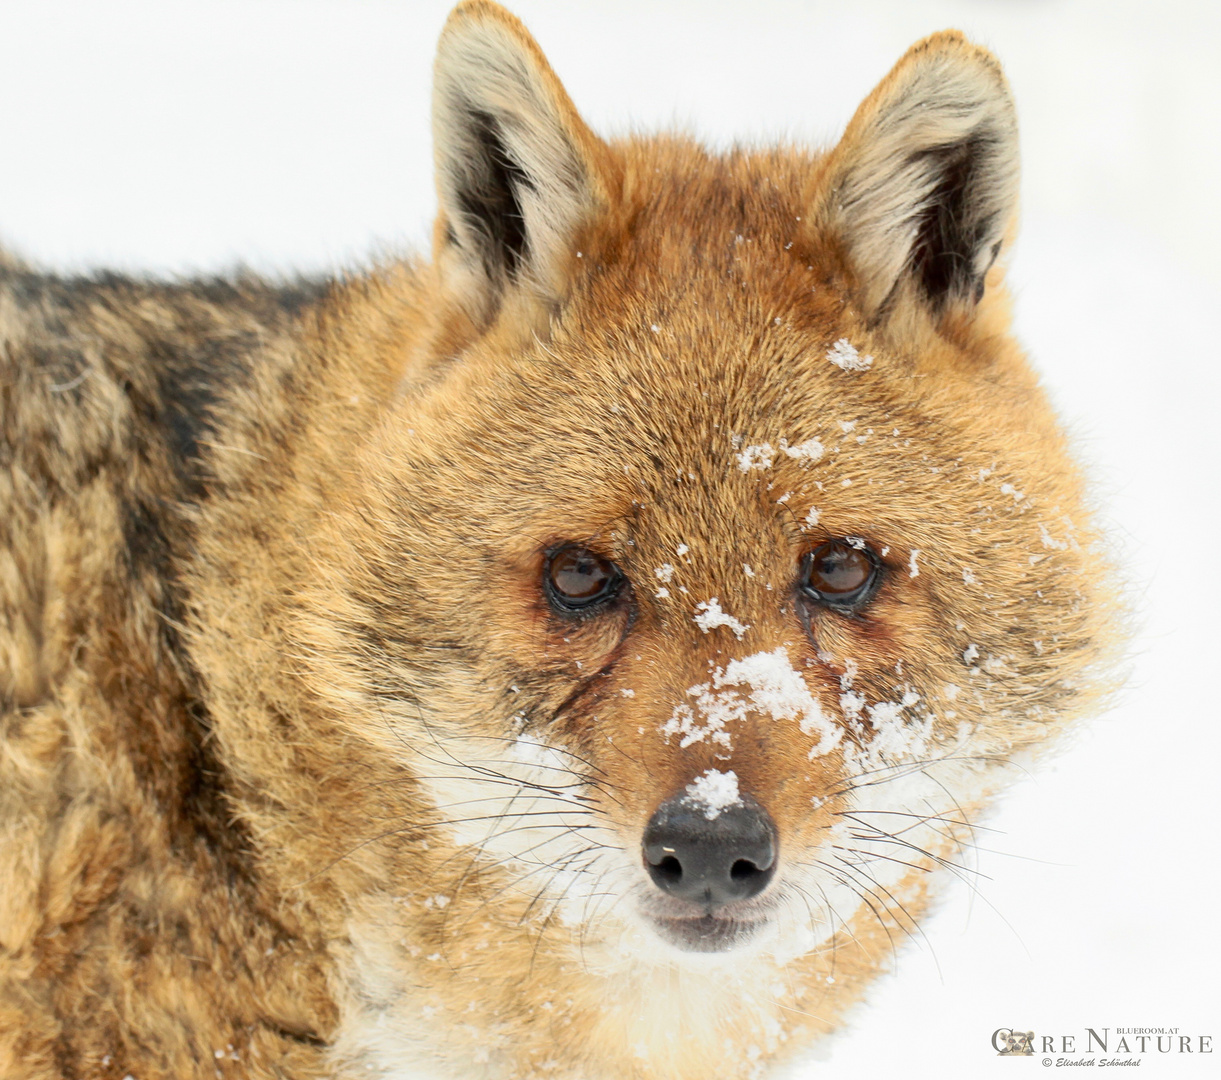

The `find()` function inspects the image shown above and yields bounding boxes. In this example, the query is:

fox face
[188,2,1119,1074]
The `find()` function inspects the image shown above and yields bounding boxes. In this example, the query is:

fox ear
[432,1,608,326]
[812,31,1019,325]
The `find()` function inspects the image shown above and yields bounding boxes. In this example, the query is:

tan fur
[1,5,1120,1078]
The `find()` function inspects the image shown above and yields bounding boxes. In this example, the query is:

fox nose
[642,792,778,911]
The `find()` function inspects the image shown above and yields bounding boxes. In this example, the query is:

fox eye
[800,540,880,611]
[544,545,624,613]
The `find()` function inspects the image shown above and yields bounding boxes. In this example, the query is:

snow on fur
[826,338,873,371]
[693,598,750,639]
[682,769,744,819]
[662,647,840,754]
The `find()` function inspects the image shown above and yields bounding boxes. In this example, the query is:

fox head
[193,1,1118,1072]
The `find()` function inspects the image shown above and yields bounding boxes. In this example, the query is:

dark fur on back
[0,257,338,1074]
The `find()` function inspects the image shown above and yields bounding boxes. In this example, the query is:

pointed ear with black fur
[811,31,1019,326]
[432,1,609,326]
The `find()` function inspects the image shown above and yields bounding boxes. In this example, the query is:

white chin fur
[400,728,1004,966]
[331,729,1006,1078]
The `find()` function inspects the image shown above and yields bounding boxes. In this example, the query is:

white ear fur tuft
[432,1,606,325]
[814,32,1019,323]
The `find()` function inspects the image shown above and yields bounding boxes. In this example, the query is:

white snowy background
[2,1,1218,1076]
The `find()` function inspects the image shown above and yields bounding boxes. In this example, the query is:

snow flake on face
[682,769,744,820]
[661,647,840,755]
[908,549,921,578]
[654,563,675,584]
[778,437,825,465]
[856,690,928,765]
[510,734,565,768]
[693,598,750,639]
[736,442,775,472]
[839,690,865,720]
[826,338,873,372]
[831,656,931,768]
[1039,523,1069,550]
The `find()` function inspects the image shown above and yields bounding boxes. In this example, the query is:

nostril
[730,858,762,882]
[653,855,683,886]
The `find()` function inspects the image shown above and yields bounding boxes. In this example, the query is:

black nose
[642,790,778,911]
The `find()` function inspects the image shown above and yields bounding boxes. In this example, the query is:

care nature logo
[992,1027,1214,1067]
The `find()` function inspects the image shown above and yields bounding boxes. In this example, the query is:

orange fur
[1,5,1121,1078]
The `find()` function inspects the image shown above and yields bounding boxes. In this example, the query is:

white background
[2,2,1218,1077]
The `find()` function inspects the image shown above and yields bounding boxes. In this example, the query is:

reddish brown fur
[1,5,1120,1078]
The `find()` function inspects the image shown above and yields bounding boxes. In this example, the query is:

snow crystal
[736,442,775,472]
[963,643,980,664]
[827,338,873,372]
[655,587,670,599]
[510,734,566,769]
[682,769,744,820]
[780,437,825,465]
[908,549,921,578]
[661,647,840,755]
[676,543,689,557]
[839,658,858,691]
[858,694,930,763]
[839,690,865,719]
[962,567,977,585]
[743,564,756,578]
[654,563,675,583]
[1039,523,1068,550]
[867,700,905,727]
[693,598,750,639]
[804,506,821,528]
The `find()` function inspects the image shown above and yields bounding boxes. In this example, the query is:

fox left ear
[431,1,610,327]
[811,31,1019,326]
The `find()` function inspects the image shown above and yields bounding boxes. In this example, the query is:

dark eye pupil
[805,541,876,600]
[549,547,616,602]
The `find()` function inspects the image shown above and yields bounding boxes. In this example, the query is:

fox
[0,2,1121,1078]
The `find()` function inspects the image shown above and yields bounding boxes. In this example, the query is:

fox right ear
[431,1,609,327]
[810,32,1019,328]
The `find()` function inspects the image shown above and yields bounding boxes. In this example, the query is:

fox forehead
[384,141,1028,540]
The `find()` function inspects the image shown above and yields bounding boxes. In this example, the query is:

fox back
[0,3,1119,1078]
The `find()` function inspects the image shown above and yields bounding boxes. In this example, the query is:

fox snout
[639,777,780,952]
[643,789,778,909]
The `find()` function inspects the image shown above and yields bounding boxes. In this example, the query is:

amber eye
[800,539,880,611]
[544,545,624,612]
